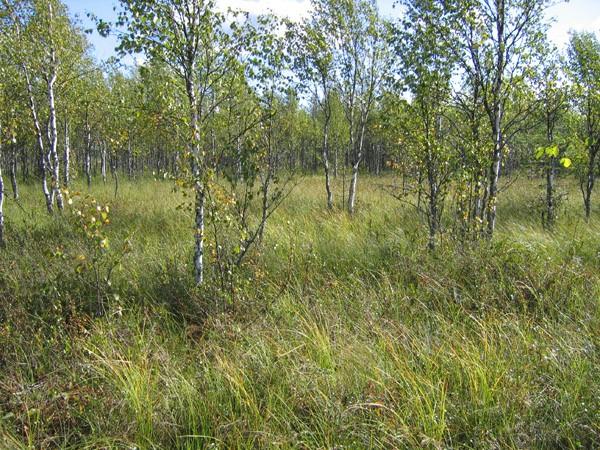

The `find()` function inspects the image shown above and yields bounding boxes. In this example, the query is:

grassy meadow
[0,174,599,449]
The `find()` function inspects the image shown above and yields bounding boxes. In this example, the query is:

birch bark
[185,74,205,285]
[23,68,53,213]
[46,19,64,211]
[101,141,107,184]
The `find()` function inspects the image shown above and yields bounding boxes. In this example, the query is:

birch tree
[318,0,387,214]
[533,51,568,228]
[448,75,489,236]
[206,24,297,293]
[105,0,269,284]
[101,0,212,283]
[394,0,456,249]
[2,0,53,212]
[436,0,552,235]
[567,32,600,220]
[290,1,336,209]
[41,0,63,209]
[2,0,85,212]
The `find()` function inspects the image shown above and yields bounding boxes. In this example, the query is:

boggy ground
[0,174,598,448]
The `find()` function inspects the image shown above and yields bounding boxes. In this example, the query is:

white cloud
[546,0,600,49]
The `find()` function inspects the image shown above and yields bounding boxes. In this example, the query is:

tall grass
[0,174,598,448]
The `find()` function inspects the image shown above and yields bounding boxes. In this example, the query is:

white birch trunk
[101,142,107,184]
[485,0,505,236]
[46,48,63,210]
[185,74,205,285]
[486,115,503,235]
[348,162,359,214]
[23,67,53,213]
[348,119,366,215]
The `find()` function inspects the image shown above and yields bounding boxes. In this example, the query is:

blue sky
[64,0,600,64]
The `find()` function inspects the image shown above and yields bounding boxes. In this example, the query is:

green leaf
[560,157,572,168]
[545,145,559,158]
[535,147,545,159]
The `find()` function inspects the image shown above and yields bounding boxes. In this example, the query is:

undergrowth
[0,175,598,449]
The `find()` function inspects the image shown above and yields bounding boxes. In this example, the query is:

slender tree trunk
[344,113,352,213]
[9,6,50,211]
[582,94,599,221]
[472,171,484,229]
[101,142,107,184]
[348,121,366,215]
[544,120,556,228]
[583,150,596,221]
[127,138,133,180]
[473,187,481,224]
[545,157,556,227]
[348,161,359,214]
[21,146,28,182]
[185,74,205,285]
[23,67,52,213]
[417,169,423,211]
[479,168,489,225]
[10,146,18,200]
[85,108,92,188]
[322,106,333,210]
[46,62,63,210]
[63,119,70,187]
[257,178,270,244]
[428,184,439,251]
[486,122,502,235]
[194,183,205,284]
[111,152,119,199]
[342,155,346,208]
[484,0,506,236]
[424,134,440,250]
[174,151,180,175]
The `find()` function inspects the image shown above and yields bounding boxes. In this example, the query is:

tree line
[1,0,599,287]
